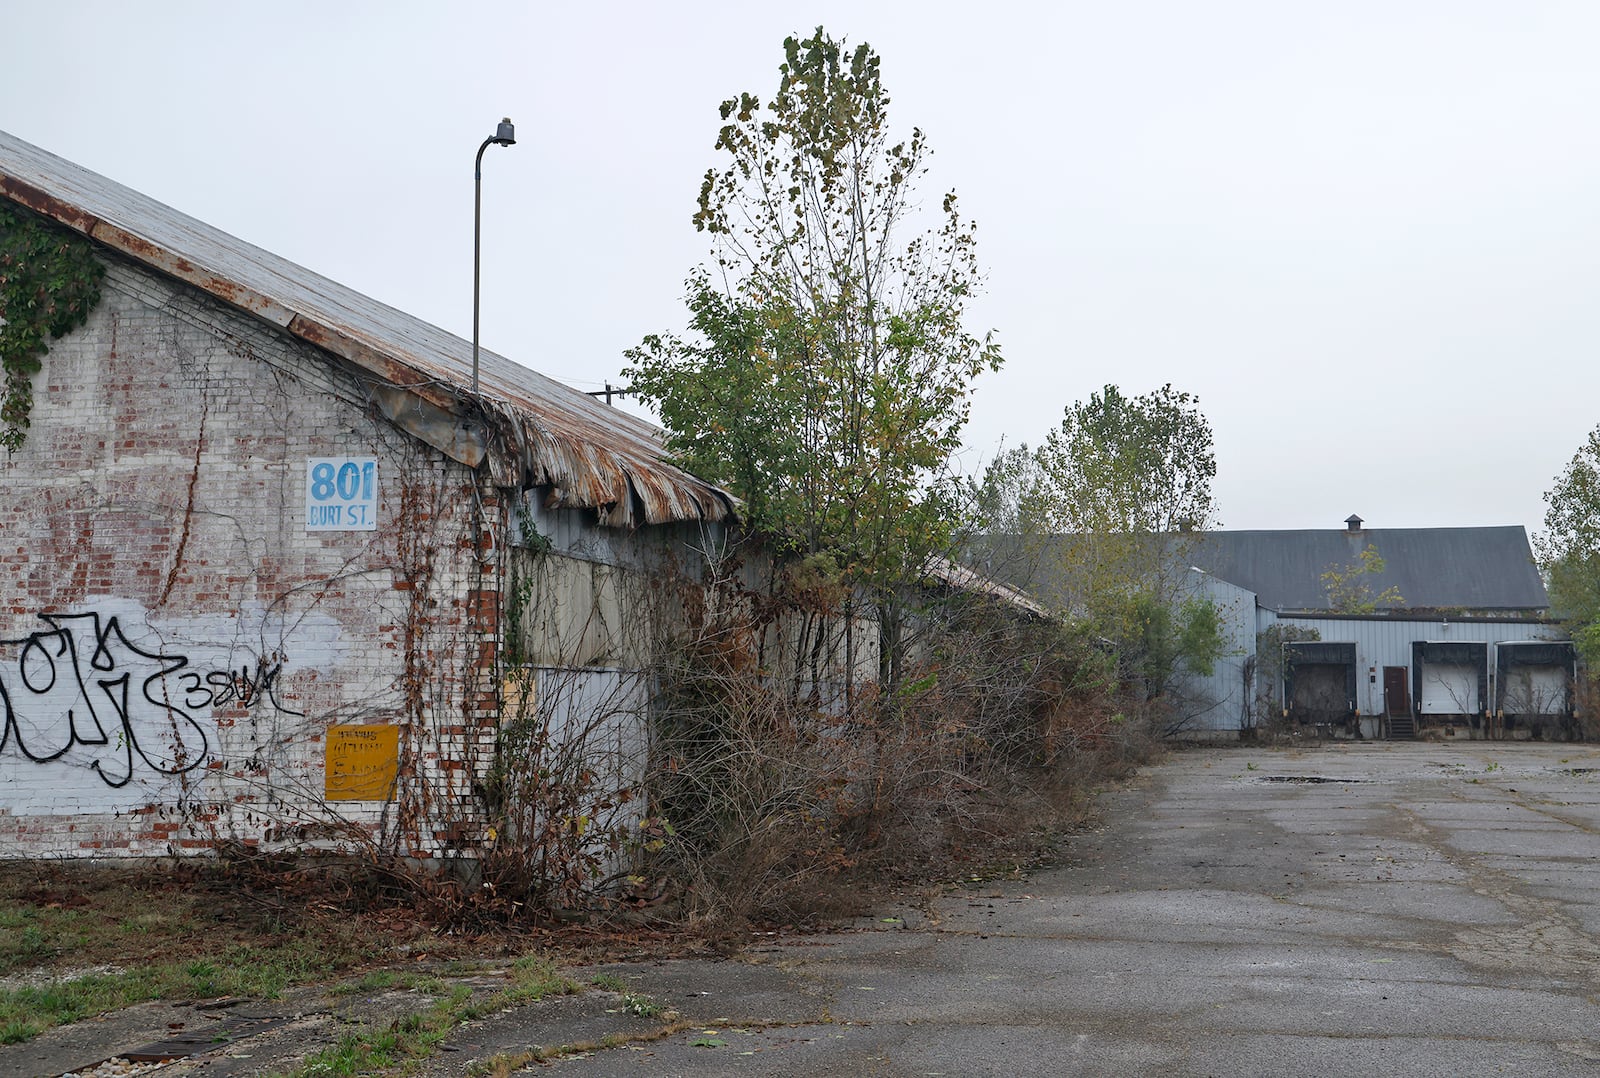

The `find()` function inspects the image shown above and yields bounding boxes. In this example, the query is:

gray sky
[4,1,1596,533]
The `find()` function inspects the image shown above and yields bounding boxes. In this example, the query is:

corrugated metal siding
[1171,570,1257,733]
[0,129,734,528]
[1265,614,1564,717]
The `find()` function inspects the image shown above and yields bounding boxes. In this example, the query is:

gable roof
[1188,526,1548,613]
[0,129,733,528]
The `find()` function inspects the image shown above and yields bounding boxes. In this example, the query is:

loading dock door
[1291,665,1352,723]
[1496,641,1576,720]
[1411,641,1489,721]
[1383,667,1410,717]
[1284,641,1358,725]
[1419,663,1479,715]
[1501,666,1568,716]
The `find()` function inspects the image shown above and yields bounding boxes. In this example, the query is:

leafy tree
[1030,384,1217,536]
[1537,425,1600,666]
[1320,544,1403,613]
[626,28,1002,693]
[1118,589,1226,698]
[974,384,1215,620]
[970,384,1221,695]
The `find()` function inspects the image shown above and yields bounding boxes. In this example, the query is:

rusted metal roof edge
[519,417,735,527]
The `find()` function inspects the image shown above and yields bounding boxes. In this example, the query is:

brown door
[1384,666,1410,716]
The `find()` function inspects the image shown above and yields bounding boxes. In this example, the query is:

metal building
[1171,516,1571,739]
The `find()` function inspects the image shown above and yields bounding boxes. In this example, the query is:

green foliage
[619,991,665,1018]
[1320,544,1403,613]
[975,383,1215,608]
[513,501,552,557]
[286,959,575,1077]
[1174,595,1226,678]
[1251,623,1322,726]
[971,384,1218,695]
[1028,384,1217,536]
[1537,424,1600,667]
[0,940,354,1044]
[0,866,393,1045]
[0,203,105,451]
[626,27,1001,622]
[1111,590,1226,695]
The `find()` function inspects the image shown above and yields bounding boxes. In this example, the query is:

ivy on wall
[0,204,105,451]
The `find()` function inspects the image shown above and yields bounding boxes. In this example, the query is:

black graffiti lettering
[201,659,304,717]
[0,613,301,787]
[89,673,136,788]
[257,658,302,716]
[0,614,202,785]
[205,670,233,706]
[181,671,214,711]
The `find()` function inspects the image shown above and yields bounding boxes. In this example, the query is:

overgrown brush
[640,588,1165,929]
[190,577,1170,936]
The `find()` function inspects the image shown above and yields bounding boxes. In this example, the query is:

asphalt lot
[16,741,1600,1077]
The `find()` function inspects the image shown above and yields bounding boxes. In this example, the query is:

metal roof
[971,526,1549,615]
[1188,526,1548,612]
[925,556,1049,618]
[0,129,734,528]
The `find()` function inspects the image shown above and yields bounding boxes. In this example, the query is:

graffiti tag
[0,612,298,788]
[177,658,301,715]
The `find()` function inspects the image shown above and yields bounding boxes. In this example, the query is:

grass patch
[0,862,401,1045]
[290,986,473,1077]
[329,970,416,998]
[280,959,579,1078]
[0,1018,42,1044]
[499,956,573,1007]
[0,939,361,1043]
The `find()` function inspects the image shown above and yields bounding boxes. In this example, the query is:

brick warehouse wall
[0,251,500,859]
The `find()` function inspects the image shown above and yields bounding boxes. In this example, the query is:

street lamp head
[493,117,516,146]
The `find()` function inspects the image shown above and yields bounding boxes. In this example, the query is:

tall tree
[1031,384,1217,536]
[1537,425,1600,666]
[972,384,1221,694]
[627,28,1002,692]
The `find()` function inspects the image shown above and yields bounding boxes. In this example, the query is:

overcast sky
[5,1,1597,534]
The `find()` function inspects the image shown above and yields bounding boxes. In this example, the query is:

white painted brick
[0,253,497,859]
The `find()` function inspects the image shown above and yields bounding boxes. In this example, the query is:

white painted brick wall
[0,253,497,859]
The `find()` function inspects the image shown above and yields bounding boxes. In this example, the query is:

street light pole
[472,117,516,399]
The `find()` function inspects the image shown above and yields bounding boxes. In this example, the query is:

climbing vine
[0,204,105,451]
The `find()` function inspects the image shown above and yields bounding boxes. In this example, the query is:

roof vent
[1345,514,1363,533]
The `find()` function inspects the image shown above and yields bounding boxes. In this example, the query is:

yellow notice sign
[324,725,399,801]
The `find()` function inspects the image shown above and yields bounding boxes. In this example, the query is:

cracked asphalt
[16,742,1600,1077]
